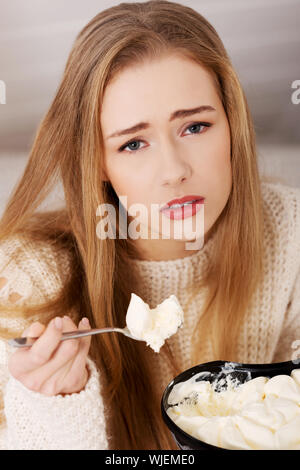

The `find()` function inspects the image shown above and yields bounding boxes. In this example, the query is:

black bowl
[161,359,300,450]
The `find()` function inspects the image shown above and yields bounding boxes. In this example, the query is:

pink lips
[160,195,205,221]
[160,195,205,211]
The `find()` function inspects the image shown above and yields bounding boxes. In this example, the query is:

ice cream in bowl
[161,360,300,450]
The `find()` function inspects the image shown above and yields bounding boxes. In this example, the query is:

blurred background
[0,0,299,217]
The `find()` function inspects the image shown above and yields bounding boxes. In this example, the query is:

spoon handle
[7,327,133,348]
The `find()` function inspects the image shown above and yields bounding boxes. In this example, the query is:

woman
[0,0,299,450]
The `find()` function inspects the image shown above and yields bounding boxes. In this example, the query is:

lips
[160,195,205,211]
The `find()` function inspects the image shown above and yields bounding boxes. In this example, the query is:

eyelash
[117,121,212,153]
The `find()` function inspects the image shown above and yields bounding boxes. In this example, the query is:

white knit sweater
[0,180,299,450]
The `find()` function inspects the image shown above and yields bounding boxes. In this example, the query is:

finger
[54,317,92,393]
[27,316,65,368]
[35,315,80,369]
[21,321,45,338]
[20,316,86,395]
[8,321,49,377]
[9,317,76,379]
[35,316,90,385]
[45,316,91,389]
[77,317,92,356]
[16,321,47,356]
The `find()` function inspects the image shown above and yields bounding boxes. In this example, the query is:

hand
[8,315,92,396]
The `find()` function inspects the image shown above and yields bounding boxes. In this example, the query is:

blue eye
[118,121,211,153]
[118,139,145,153]
[185,122,211,135]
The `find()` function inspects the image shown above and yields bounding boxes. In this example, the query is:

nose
[159,144,192,186]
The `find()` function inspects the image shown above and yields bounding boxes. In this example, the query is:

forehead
[100,54,220,130]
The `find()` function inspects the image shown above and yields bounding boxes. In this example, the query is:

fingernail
[54,317,62,329]
[82,317,89,326]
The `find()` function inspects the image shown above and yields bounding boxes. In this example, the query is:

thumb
[21,321,45,338]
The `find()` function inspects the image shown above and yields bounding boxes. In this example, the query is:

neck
[132,224,216,261]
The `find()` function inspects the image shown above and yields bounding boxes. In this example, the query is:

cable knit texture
[0,180,299,449]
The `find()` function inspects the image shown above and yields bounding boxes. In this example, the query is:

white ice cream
[126,293,184,352]
[167,365,300,449]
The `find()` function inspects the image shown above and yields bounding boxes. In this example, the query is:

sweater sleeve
[1,356,109,450]
[272,266,300,363]
[0,236,110,449]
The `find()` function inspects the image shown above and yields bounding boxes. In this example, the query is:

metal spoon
[7,326,142,348]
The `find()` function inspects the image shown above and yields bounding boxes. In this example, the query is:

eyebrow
[106,104,216,139]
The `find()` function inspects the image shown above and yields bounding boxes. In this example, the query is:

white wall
[0,0,300,152]
[0,153,65,218]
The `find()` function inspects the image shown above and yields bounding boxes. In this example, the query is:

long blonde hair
[0,0,265,449]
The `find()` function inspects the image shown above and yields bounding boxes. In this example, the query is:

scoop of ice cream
[126,293,184,352]
[264,374,300,403]
[291,369,300,386]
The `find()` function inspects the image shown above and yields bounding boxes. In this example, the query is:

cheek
[208,152,232,210]
[196,125,232,218]
[195,139,231,189]
[105,158,151,206]
[207,122,232,192]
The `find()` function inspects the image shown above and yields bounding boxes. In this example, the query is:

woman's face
[100,53,232,260]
